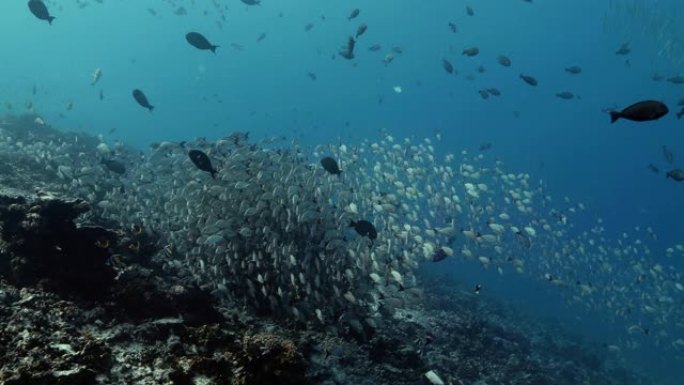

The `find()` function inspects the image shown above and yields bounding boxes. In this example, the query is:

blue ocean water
[2,0,683,383]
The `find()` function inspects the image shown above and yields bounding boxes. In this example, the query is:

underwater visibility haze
[1,0,683,384]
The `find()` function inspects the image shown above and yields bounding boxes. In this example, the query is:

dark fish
[28,0,55,25]
[320,156,342,175]
[186,32,219,53]
[101,159,126,174]
[304,23,314,31]
[479,142,492,151]
[615,43,632,55]
[647,164,660,174]
[348,8,360,20]
[556,91,575,100]
[515,231,532,249]
[662,145,674,164]
[462,47,479,57]
[188,149,217,178]
[478,89,489,99]
[565,65,582,74]
[392,46,404,54]
[666,169,684,181]
[497,55,511,67]
[350,220,377,240]
[609,100,668,123]
[368,44,382,52]
[667,76,684,84]
[466,5,474,16]
[99,89,104,101]
[256,32,267,42]
[442,59,454,74]
[615,42,631,55]
[307,72,317,81]
[355,23,367,38]
[132,89,154,112]
[174,6,188,16]
[339,36,355,60]
[430,247,449,262]
[487,88,501,96]
[241,0,260,5]
[448,22,458,33]
[520,74,538,86]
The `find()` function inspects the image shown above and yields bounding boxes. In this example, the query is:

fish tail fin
[48,16,55,25]
[211,45,219,54]
[148,105,155,112]
[609,111,621,123]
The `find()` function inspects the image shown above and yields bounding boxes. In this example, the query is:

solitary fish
[609,100,668,123]
[188,150,217,178]
[28,0,55,25]
[462,47,479,57]
[91,68,102,86]
[520,74,538,86]
[497,55,511,67]
[348,8,360,20]
[662,145,674,164]
[132,89,154,112]
[565,65,582,74]
[442,59,454,74]
[666,169,684,181]
[186,32,219,53]
[320,156,342,175]
[241,0,260,5]
[350,220,377,240]
[355,24,368,38]
[556,91,575,100]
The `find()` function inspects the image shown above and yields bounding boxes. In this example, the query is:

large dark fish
[101,159,126,175]
[186,32,219,53]
[320,157,342,175]
[609,100,668,123]
[429,247,449,262]
[132,89,154,112]
[188,150,217,178]
[666,169,684,181]
[350,220,377,240]
[339,36,355,60]
[28,0,55,25]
